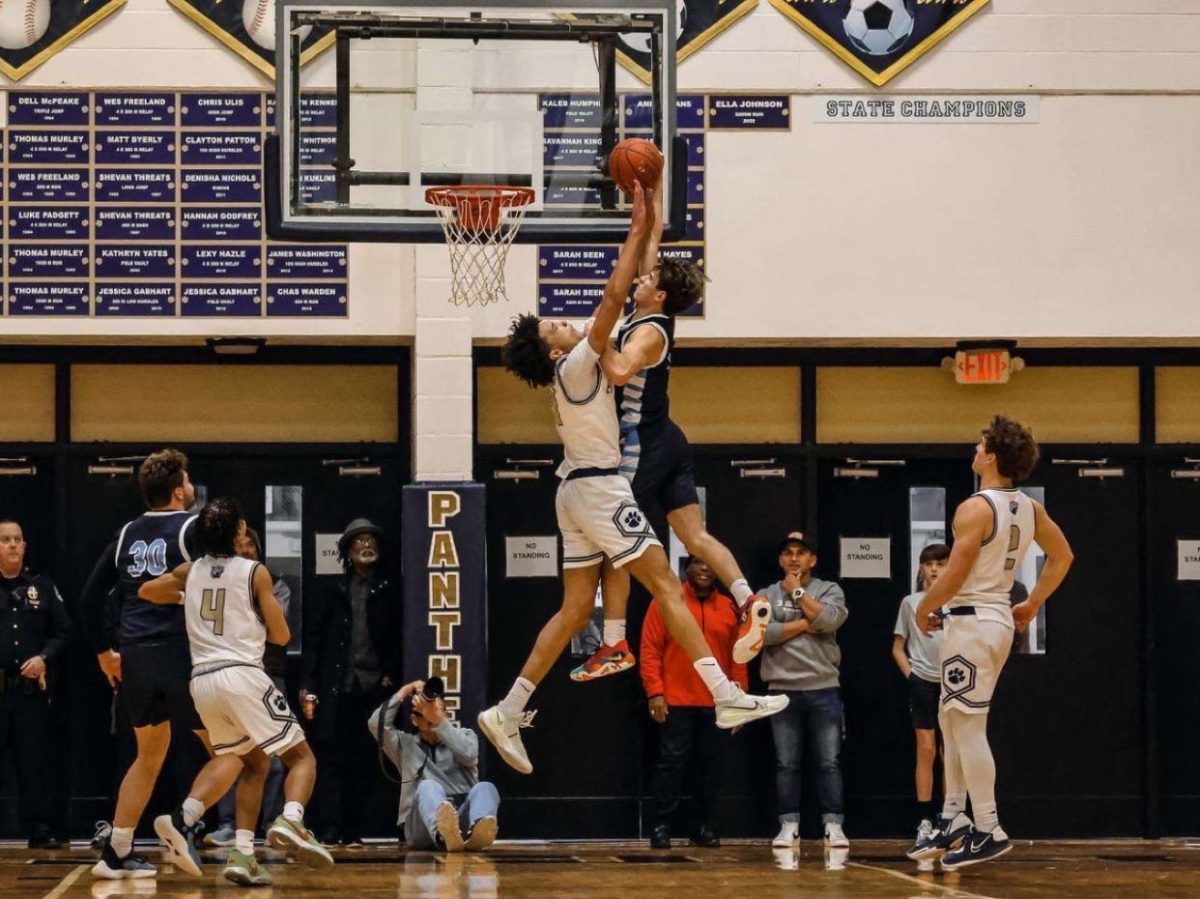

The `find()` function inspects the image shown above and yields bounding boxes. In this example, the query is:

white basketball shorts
[556,474,660,569]
[191,664,305,757]
[939,613,1013,715]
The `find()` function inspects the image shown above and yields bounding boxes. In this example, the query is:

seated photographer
[368,677,499,852]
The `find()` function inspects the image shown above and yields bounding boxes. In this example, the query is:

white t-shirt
[894,592,942,683]
[551,339,620,478]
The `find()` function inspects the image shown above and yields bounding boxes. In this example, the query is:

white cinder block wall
[3,0,1198,349]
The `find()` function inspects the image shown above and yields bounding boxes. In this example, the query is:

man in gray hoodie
[760,531,849,850]
[369,677,499,852]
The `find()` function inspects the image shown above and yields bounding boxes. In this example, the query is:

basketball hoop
[426,186,535,307]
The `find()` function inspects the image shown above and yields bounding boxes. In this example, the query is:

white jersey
[552,339,620,478]
[184,555,267,676]
[949,487,1036,626]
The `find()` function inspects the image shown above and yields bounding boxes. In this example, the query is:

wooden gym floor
[9,839,1200,898]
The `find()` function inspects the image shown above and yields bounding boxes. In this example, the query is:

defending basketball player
[909,416,1073,869]
[484,182,787,775]
[566,174,771,683]
[137,498,332,885]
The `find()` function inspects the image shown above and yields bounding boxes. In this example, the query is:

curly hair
[502,313,556,388]
[197,496,242,557]
[139,448,189,508]
[982,415,1039,482]
[658,258,706,316]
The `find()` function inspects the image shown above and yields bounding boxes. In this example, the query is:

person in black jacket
[0,519,72,848]
[299,518,399,845]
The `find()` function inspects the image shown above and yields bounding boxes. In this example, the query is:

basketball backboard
[266,0,684,244]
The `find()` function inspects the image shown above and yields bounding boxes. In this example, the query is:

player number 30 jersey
[185,555,267,676]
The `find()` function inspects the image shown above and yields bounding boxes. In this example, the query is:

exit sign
[955,348,1012,384]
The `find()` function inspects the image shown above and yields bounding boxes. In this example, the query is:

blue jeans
[769,688,844,825]
[407,780,500,850]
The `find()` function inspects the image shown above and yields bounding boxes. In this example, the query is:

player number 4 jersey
[185,555,267,675]
[950,488,1036,622]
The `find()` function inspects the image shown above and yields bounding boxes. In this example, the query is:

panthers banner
[0,0,125,82]
[400,484,488,723]
[770,0,990,87]
[612,0,759,83]
[168,0,334,79]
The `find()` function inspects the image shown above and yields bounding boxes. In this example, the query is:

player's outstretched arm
[915,498,990,628]
[253,564,291,646]
[1013,501,1074,630]
[588,182,652,354]
[639,169,664,277]
[599,325,666,386]
[138,562,192,605]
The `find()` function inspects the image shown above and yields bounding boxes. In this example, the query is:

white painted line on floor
[847,861,997,899]
[41,863,87,899]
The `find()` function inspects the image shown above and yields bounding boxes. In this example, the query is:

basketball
[607,138,664,194]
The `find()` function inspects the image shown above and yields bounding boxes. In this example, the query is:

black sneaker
[153,809,203,877]
[91,840,156,880]
[90,821,112,854]
[650,824,671,850]
[940,827,1012,870]
[907,814,972,861]
[689,825,720,848]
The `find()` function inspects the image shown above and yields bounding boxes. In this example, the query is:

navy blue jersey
[114,510,197,644]
[615,313,674,437]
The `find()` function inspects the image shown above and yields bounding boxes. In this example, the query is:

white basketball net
[428,188,533,307]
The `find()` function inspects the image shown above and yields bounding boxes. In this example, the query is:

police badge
[168,0,334,78]
[25,586,40,608]
[769,0,990,87]
[0,0,126,82]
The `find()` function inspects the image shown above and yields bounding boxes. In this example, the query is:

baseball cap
[777,530,817,554]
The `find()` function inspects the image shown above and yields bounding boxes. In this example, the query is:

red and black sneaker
[570,640,636,682]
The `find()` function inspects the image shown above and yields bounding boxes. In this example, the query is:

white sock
[235,829,255,855]
[730,579,753,607]
[603,619,626,646]
[499,677,535,719]
[111,826,134,857]
[283,801,305,824]
[182,796,206,827]
[692,657,736,703]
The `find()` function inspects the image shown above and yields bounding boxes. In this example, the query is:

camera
[419,676,445,703]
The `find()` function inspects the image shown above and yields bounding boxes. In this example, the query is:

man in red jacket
[641,556,748,849]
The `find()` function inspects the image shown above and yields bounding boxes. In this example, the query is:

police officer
[0,518,72,849]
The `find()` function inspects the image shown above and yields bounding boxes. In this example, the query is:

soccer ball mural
[843,0,915,57]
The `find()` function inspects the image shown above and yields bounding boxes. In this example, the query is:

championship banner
[576,0,758,84]
[0,0,126,82]
[401,484,488,723]
[168,0,334,79]
[770,0,990,87]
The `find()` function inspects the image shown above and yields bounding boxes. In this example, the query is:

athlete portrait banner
[0,0,125,82]
[168,0,334,79]
[401,484,488,723]
[770,0,990,87]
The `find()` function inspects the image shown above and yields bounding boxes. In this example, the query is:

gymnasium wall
[3,0,1199,343]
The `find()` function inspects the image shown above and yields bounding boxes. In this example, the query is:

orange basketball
[607,138,664,194]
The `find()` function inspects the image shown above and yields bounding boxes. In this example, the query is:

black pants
[651,707,724,831]
[0,682,50,834]
[314,686,382,840]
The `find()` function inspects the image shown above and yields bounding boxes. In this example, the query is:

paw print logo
[273,693,288,713]
[947,667,966,685]
[622,509,644,530]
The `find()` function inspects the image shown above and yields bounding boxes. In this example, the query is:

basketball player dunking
[139,497,332,885]
[482,181,787,775]
[570,178,772,683]
[910,416,1073,869]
